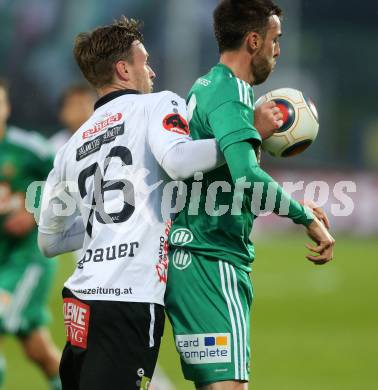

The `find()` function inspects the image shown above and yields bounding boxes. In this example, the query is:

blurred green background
[3,233,377,389]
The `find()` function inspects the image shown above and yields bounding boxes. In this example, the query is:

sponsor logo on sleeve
[162,114,190,135]
[63,298,90,349]
[175,333,231,364]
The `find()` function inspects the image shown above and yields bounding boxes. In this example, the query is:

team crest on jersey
[172,249,192,270]
[170,228,193,246]
[162,114,189,135]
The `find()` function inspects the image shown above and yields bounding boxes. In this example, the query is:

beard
[252,54,274,85]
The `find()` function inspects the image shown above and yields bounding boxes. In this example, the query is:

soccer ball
[255,88,319,158]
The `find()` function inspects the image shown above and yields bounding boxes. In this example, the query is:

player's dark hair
[214,0,282,53]
[59,84,97,108]
[73,16,144,88]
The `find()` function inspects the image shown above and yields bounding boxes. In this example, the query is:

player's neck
[220,52,254,85]
[97,81,138,98]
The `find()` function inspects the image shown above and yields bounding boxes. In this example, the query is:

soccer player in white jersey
[37,16,282,390]
[37,17,221,390]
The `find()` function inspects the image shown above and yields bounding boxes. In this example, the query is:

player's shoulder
[142,90,186,108]
[7,126,53,159]
[190,64,245,110]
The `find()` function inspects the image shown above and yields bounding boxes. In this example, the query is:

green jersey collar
[215,63,236,79]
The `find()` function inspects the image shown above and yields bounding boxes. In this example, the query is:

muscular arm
[161,139,225,180]
[223,141,314,225]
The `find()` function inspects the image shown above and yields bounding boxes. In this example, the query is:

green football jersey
[0,126,54,246]
[169,64,262,272]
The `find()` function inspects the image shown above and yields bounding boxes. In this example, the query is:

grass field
[3,233,378,389]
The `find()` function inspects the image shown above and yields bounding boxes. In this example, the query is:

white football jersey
[39,90,191,305]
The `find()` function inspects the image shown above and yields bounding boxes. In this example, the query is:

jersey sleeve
[147,91,192,165]
[208,100,261,153]
[38,149,72,234]
[223,141,314,226]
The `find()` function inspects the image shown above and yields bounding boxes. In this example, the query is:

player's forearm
[223,141,314,226]
[161,139,225,180]
[38,216,85,257]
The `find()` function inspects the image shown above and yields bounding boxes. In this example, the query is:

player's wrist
[290,202,315,227]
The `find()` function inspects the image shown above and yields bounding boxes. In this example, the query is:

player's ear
[245,32,263,52]
[114,60,131,83]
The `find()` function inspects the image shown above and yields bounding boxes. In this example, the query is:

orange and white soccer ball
[255,88,319,157]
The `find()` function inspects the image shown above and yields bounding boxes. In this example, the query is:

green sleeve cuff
[289,202,315,227]
[218,128,261,153]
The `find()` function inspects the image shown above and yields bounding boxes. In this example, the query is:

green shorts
[0,238,57,337]
[165,250,253,386]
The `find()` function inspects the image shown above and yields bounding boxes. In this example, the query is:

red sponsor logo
[162,114,190,135]
[82,113,123,139]
[156,219,172,283]
[63,298,90,349]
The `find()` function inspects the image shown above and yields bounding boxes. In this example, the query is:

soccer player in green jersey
[0,80,61,390]
[165,1,335,389]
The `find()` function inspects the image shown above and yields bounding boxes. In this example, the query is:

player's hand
[305,218,335,265]
[4,209,36,237]
[301,200,330,229]
[254,101,284,140]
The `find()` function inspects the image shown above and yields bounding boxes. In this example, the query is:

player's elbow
[165,167,189,181]
[161,154,191,181]
[37,232,58,258]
